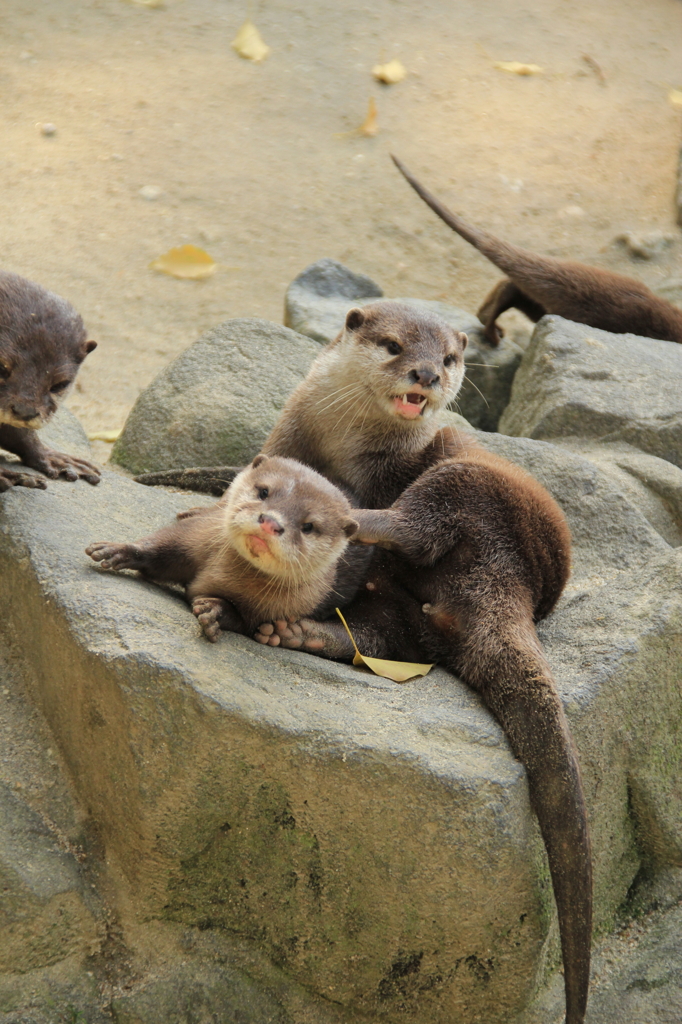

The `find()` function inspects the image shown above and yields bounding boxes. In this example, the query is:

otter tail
[391,154,551,283]
[134,466,242,495]
[445,603,592,1024]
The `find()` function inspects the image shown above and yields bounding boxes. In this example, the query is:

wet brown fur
[256,304,592,1024]
[86,456,362,640]
[0,270,100,491]
[392,153,682,347]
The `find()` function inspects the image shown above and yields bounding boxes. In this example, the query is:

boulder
[285,259,523,431]
[1,412,682,1021]
[110,320,321,475]
[498,316,682,468]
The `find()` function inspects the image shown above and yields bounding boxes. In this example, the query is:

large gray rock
[499,316,682,468]
[285,259,524,431]
[110,320,321,475]
[1,415,682,1021]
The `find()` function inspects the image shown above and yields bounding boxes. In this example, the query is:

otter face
[223,455,358,579]
[0,271,96,430]
[339,302,467,424]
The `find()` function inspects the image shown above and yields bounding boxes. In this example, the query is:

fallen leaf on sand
[231,20,270,62]
[336,608,434,683]
[150,244,217,279]
[494,61,543,76]
[669,89,682,108]
[372,59,406,85]
[88,430,122,443]
[360,97,378,136]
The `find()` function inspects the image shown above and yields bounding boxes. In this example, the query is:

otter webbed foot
[192,595,244,642]
[0,467,48,492]
[29,447,101,485]
[255,618,356,659]
[86,541,147,571]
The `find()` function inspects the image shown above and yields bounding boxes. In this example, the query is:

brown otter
[391,153,682,348]
[86,455,360,641]
[249,302,591,1024]
[0,270,100,491]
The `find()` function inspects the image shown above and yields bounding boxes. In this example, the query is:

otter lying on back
[0,270,100,491]
[391,153,682,348]
[86,456,360,641]
[255,302,592,1024]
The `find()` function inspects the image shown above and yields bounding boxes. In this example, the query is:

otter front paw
[86,541,146,571]
[0,467,47,493]
[28,448,101,485]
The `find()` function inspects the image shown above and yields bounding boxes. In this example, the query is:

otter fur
[254,302,592,1024]
[0,270,100,491]
[392,153,682,348]
[86,455,360,641]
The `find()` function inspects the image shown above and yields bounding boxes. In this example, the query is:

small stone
[138,184,164,201]
[40,123,57,136]
[558,204,585,219]
[614,230,675,260]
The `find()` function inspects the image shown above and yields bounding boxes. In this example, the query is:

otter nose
[409,368,440,388]
[258,513,284,536]
[11,402,39,421]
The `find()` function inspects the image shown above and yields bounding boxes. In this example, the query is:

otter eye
[301,522,314,534]
[443,354,457,367]
[385,340,402,356]
[0,364,10,380]
[50,380,71,393]
[257,487,269,500]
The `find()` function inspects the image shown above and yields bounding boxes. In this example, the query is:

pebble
[138,185,164,201]
[40,123,57,136]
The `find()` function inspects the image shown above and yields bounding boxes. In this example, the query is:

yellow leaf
[231,20,270,62]
[360,97,378,136]
[372,59,407,85]
[88,429,121,443]
[494,61,543,76]
[149,244,217,280]
[669,89,682,108]
[336,608,434,684]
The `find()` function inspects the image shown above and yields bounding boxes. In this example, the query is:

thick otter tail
[391,153,557,282]
[134,466,241,495]
[442,602,592,1024]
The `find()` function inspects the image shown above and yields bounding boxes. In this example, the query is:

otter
[391,153,682,348]
[86,455,361,641]
[0,270,100,491]
[250,302,591,1024]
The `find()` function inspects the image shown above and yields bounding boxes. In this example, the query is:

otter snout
[409,367,440,388]
[11,402,40,422]
[258,513,284,536]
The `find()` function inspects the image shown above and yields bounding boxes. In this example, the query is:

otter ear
[251,454,268,468]
[343,519,359,538]
[457,331,468,352]
[78,339,97,361]
[345,308,365,333]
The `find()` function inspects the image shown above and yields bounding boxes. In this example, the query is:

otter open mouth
[245,533,271,558]
[392,392,428,419]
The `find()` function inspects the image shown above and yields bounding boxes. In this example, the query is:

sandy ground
[1,0,681,466]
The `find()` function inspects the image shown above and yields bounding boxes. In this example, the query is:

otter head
[0,271,96,431]
[224,454,358,579]
[337,301,467,425]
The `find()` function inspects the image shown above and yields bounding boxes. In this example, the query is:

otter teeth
[402,394,427,408]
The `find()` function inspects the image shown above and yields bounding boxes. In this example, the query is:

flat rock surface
[499,316,682,467]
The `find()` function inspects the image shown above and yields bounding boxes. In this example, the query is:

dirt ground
[1,0,681,465]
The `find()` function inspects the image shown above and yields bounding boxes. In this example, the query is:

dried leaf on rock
[372,59,407,85]
[231,20,270,62]
[494,61,543,76]
[360,97,378,136]
[336,608,433,683]
[149,244,217,280]
[88,429,122,443]
[669,89,682,108]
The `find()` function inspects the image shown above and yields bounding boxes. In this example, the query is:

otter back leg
[477,278,546,346]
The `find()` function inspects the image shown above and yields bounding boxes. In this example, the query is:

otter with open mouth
[86,455,362,641]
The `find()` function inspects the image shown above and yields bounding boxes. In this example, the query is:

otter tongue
[393,393,425,419]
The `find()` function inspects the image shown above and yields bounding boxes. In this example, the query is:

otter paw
[0,467,47,493]
[29,448,101,485]
[256,618,330,652]
[192,596,228,642]
[86,541,144,571]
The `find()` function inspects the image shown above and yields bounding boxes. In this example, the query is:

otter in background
[0,270,100,491]
[391,153,682,348]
